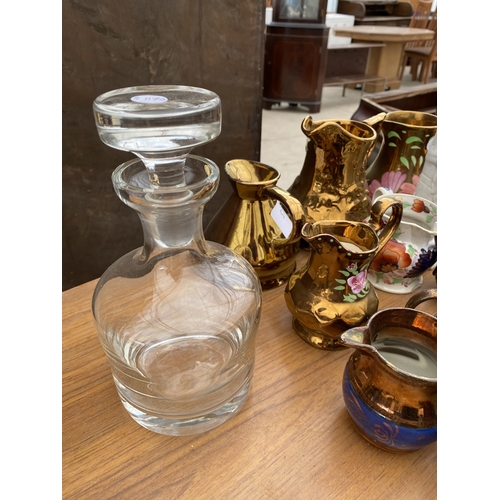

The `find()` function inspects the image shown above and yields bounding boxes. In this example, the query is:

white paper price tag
[270,201,293,239]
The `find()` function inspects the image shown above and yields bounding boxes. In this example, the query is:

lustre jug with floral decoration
[365,111,437,199]
[284,197,403,350]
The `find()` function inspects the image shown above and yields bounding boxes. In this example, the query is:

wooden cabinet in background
[263,23,329,112]
[263,0,329,113]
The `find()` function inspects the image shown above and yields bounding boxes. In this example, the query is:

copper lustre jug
[284,197,403,350]
[365,111,437,199]
[206,159,305,289]
[288,115,385,223]
[339,291,437,452]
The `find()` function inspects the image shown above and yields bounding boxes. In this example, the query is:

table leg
[364,42,405,93]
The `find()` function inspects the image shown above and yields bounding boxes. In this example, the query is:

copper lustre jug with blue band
[339,290,437,453]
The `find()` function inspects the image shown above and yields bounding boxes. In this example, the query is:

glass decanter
[92,86,262,436]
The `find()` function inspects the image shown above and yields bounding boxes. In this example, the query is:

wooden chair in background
[399,1,437,83]
[400,9,437,84]
[407,0,433,29]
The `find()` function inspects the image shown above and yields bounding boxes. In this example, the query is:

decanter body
[92,86,262,436]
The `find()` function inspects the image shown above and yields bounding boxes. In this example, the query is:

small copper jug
[284,197,402,350]
[206,159,305,289]
[365,111,438,199]
[339,290,437,452]
[288,115,384,223]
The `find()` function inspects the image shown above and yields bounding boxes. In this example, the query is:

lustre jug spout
[284,197,403,350]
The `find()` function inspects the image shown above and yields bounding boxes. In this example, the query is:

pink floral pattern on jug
[368,171,420,199]
[334,262,370,303]
[348,269,367,295]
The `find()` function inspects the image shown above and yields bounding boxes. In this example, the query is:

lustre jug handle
[405,288,437,314]
[262,185,305,246]
[366,197,403,250]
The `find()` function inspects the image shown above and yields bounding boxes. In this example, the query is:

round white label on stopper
[131,95,168,104]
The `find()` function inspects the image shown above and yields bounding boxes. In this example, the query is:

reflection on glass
[279,0,320,20]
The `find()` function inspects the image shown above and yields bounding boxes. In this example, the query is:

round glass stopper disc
[93,85,221,154]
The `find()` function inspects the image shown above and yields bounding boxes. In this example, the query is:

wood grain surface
[63,253,437,499]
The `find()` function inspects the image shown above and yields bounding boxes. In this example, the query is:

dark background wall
[62,0,266,290]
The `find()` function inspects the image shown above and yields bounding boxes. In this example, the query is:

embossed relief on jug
[365,111,437,199]
[288,116,380,224]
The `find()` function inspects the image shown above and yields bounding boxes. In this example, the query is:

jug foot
[347,417,420,453]
[347,416,433,453]
[261,275,289,290]
[259,262,297,290]
[292,318,347,351]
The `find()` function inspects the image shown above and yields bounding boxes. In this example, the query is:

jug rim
[365,306,437,383]
[301,220,379,254]
[301,116,378,142]
[225,159,280,186]
[373,190,436,207]
[378,211,437,235]
[384,110,437,128]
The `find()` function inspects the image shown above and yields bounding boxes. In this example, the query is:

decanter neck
[137,203,208,258]
[112,156,219,259]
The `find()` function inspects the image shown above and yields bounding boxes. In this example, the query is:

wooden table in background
[63,252,437,499]
[332,26,435,93]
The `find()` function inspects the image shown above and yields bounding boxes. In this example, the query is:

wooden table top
[62,252,437,499]
[333,26,435,42]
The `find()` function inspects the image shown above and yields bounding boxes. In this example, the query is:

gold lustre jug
[284,197,403,350]
[365,111,437,199]
[288,115,383,223]
[206,159,305,289]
